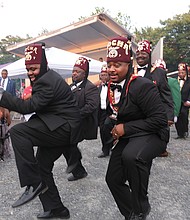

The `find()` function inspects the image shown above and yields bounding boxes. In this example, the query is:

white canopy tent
[0,47,104,79]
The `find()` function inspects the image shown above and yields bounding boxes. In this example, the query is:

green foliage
[78,7,132,32]
[161,11,190,71]
[134,10,190,72]
[38,28,49,36]
[91,7,109,15]
[0,35,31,65]
[114,12,132,31]
[134,26,165,45]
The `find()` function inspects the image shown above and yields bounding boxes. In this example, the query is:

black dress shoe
[98,153,109,158]
[129,205,151,220]
[66,161,79,174]
[65,146,82,174]
[12,182,48,208]
[37,208,70,219]
[67,172,88,181]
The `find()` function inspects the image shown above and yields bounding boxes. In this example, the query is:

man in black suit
[136,40,174,157]
[1,69,16,96]
[63,57,99,181]
[104,36,168,220]
[97,64,113,158]
[0,43,82,219]
[175,62,190,139]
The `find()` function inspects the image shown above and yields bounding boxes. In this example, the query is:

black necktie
[137,67,147,72]
[1,79,5,88]
[179,78,185,81]
[103,83,108,87]
[110,84,122,92]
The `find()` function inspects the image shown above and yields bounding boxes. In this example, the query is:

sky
[0,0,189,39]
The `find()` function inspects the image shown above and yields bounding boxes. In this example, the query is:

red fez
[25,44,44,65]
[101,64,107,73]
[178,62,187,71]
[74,57,89,72]
[106,36,132,63]
[155,59,166,70]
[136,40,151,54]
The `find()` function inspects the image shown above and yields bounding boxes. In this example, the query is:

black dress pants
[106,134,166,218]
[62,143,86,176]
[9,115,71,211]
[175,105,189,137]
[99,110,113,155]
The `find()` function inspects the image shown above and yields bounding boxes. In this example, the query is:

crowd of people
[0,37,189,220]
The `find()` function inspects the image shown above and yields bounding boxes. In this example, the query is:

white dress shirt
[110,79,125,116]
[137,65,148,77]
[100,84,108,110]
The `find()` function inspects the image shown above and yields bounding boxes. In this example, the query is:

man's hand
[183,101,190,107]
[168,120,174,126]
[111,124,124,140]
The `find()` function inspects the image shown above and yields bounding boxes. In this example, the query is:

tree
[134,10,190,72]
[161,10,190,71]
[114,12,132,32]
[78,7,133,32]
[78,7,109,21]
[134,26,164,46]
[0,35,31,64]
[38,28,49,36]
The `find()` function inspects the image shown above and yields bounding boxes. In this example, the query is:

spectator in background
[99,57,104,62]
[175,62,190,139]
[19,83,25,98]
[0,69,16,96]
[0,107,11,161]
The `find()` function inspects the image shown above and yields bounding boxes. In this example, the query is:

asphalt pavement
[0,121,190,220]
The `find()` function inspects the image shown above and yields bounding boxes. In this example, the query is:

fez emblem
[178,63,186,70]
[75,57,86,66]
[101,65,107,72]
[108,47,119,58]
[25,46,38,61]
[137,41,149,52]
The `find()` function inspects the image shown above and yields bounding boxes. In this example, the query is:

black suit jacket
[144,66,174,121]
[181,78,190,103]
[117,77,168,141]
[0,69,81,144]
[71,79,99,140]
[105,76,168,142]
